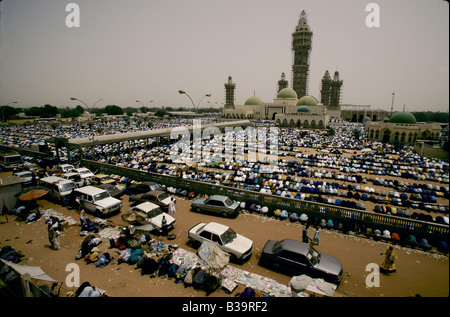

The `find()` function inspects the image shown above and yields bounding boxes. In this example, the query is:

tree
[0,105,20,121]
[327,127,335,137]
[104,105,124,115]
[353,129,361,139]
[154,109,167,117]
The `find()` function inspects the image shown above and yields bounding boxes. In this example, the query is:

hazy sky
[0,0,448,112]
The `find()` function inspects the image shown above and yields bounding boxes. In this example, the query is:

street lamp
[70,97,89,110]
[70,97,103,111]
[178,90,211,113]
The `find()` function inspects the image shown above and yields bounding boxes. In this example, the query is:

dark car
[129,190,173,210]
[259,239,343,284]
[191,195,241,218]
[98,183,125,199]
[126,181,165,196]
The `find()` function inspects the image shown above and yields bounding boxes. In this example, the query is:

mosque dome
[389,112,417,124]
[277,88,298,99]
[362,116,372,123]
[297,105,310,113]
[244,96,264,106]
[296,95,318,107]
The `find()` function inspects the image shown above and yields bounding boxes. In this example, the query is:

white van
[74,186,122,217]
[39,176,77,202]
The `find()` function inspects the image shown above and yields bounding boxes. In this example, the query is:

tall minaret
[224,75,236,108]
[292,10,313,99]
[329,70,343,109]
[277,72,288,93]
[320,70,331,106]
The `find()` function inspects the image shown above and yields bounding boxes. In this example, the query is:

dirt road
[0,194,448,298]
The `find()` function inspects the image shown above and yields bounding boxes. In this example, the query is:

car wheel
[273,263,280,271]
[195,207,202,213]
[222,211,228,218]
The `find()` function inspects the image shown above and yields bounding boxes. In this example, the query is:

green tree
[154,109,167,117]
[0,105,20,121]
[105,105,124,115]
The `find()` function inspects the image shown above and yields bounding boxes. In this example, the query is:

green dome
[277,88,298,99]
[244,96,264,106]
[297,95,318,107]
[297,105,310,113]
[389,112,417,124]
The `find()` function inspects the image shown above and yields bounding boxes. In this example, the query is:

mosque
[222,11,341,129]
[364,110,444,145]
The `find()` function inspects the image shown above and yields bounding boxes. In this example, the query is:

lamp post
[178,90,211,114]
[70,97,103,111]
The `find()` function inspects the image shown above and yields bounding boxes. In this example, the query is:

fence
[83,160,449,245]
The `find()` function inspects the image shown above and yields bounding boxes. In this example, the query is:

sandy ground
[0,194,448,298]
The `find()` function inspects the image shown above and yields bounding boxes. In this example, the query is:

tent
[197,241,229,270]
[289,274,336,297]
[0,258,61,297]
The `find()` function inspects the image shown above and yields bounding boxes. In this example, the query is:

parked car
[60,172,83,187]
[188,222,253,262]
[73,186,122,217]
[40,176,77,203]
[129,190,173,209]
[126,181,165,196]
[123,202,175,234]
[92,174,116,186]
[73,167,94,185]
[259,239,344,284]
[58,164,75,173]
[190,195,241,218]
[13,170,35,187]
[97,183,125,199]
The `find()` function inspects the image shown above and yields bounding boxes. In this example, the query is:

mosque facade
[364,111,444,145]
[222,11,338,129]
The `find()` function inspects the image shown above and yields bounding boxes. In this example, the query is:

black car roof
[278,239,310,255]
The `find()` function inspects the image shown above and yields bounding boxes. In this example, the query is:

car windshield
[220,228,237,244]
[224,198,234,206]
[147,207,163,218]
[93,191,110,201]
[306,245,320,265]
[158,192,169,201]
[60,183,77,192]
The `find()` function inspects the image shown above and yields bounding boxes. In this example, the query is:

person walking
[51,222,61,250]
[311,227,320,245]
[380,244,397,273]
[168,198,176,216]
[161,215,168,236]
[302,225,310,243]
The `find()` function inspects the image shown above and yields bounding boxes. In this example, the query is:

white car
[13,170,35,186]
[74,167,94,184]
[123,202,176,233]
[74,186,122,217]
[188,222,254,261]
[59,164,75,173]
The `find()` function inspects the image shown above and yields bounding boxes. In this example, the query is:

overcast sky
[0,0,448,112]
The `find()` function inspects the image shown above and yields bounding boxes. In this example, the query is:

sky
[0,0,448,112]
